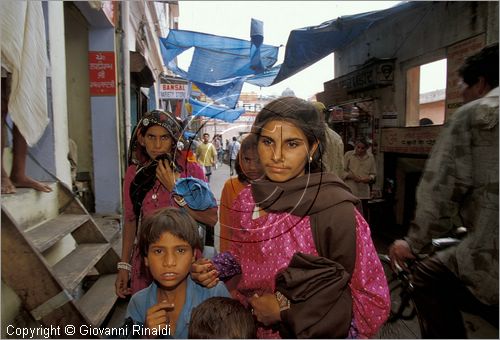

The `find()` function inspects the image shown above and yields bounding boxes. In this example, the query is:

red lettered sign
[89,51,116,96]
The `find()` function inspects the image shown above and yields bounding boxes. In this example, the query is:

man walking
[228,136,240,176]
[196,132,217,182]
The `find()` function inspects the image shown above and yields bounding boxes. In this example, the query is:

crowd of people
[3,41,497,338]
[112,95,392,339]
[112,43,498,339]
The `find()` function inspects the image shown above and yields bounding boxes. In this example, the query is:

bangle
[174,195,187,207]
[117,262,132,272]
[275,291,290,311]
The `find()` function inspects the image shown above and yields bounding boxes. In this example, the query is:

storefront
[317,1,497,230]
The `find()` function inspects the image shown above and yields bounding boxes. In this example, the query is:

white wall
[48,2,71,188]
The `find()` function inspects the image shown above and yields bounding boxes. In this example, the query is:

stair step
[77,274,118,326]
[111,237,122,258]
[0,182,59,231]
[25,214,90,252]
[92,215,121,243]
[53,243,110,292]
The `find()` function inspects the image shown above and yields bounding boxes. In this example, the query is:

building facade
[317,1,498,226]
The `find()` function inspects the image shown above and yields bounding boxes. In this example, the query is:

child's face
[145,231,195,290]
[258,120,318,182]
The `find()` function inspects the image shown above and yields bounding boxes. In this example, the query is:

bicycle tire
[378,254,417,322]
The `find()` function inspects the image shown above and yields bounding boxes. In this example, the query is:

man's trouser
[411,255,498,338]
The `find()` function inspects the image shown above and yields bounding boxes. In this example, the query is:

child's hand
[145,301,174,335]
[191,258,219,288]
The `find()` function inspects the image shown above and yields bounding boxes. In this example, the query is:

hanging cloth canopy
[188,97,245,123]
[160,18,279,109]
[159,2,426,122]
[270,1,427,84]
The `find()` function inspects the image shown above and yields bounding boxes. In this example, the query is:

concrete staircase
[1,182,121,337]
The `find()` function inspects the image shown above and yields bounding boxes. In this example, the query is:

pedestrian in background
[212,134,223,168]
[196,132,217,182]
[343,137,376,218]
[312,101,344,177]
[228,136,241,176]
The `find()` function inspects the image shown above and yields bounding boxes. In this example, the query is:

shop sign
[160,83,188,99]
[381,112,398,127]
[190,83,202,97]
[89,51,116,96]
[331,59,395,93]
[380,126,442,154]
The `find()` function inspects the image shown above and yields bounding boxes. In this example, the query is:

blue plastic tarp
[160,19,279,108]
[159,2,426,121]
[189,97,245,123]
[271,1,426,84]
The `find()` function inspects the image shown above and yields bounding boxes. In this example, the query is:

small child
[188,297,256,339]
[125,207,230,339]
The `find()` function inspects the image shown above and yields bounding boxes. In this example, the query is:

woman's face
[258,120,318,182]
[354,142,368,156]
[140,125,174,160]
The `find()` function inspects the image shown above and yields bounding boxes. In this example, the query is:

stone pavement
[205,162,232,254]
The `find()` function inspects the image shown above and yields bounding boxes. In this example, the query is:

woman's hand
[359,176,372,184]
[156,159,178,192]
[144,301,174,337]
[249,293,281,326]
[191,258,220,288]
[115,269,132,298]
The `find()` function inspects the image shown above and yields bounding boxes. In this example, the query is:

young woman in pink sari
[192,97,389,338]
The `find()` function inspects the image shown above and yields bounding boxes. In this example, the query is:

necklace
[151,184,160,201]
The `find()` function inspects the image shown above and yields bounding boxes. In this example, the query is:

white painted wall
[48,2,71,188]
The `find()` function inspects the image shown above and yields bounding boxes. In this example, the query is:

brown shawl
[252,172,360,338]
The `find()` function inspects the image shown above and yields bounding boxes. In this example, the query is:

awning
[271,1,428,84]
[130,51,155,87]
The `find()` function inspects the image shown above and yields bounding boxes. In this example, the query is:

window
[406,59,447,126]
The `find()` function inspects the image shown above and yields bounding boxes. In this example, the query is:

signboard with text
[327,58,395,94]
[89,52,116,96]
[380,126,442,154]
[160,83,188,99]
